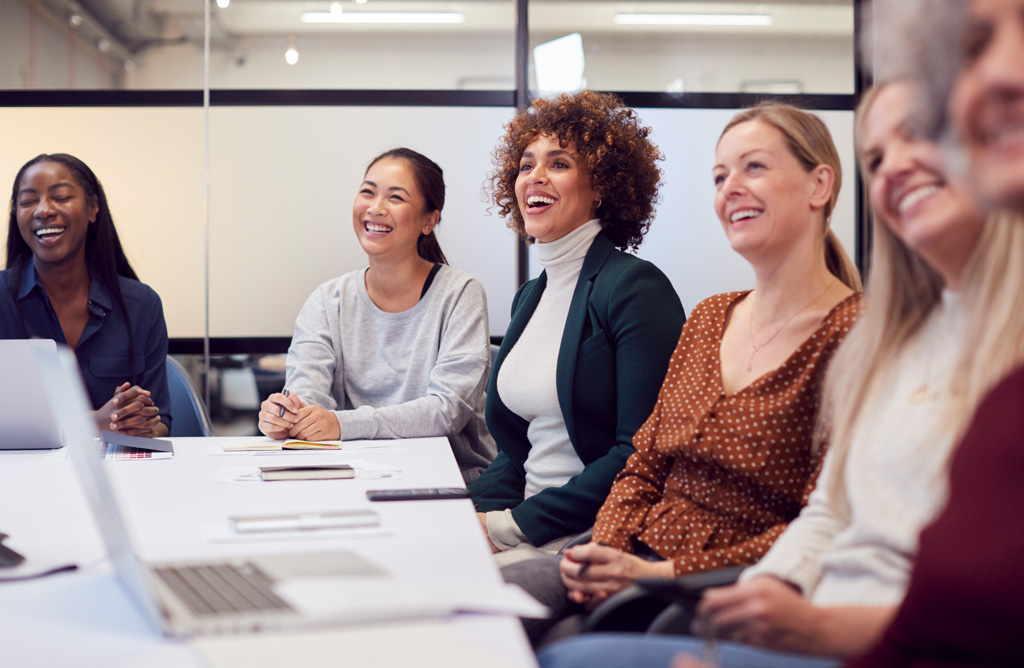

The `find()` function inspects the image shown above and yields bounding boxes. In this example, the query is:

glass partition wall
[0,0,861,435]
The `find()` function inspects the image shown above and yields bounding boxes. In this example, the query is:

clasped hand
[693,576,818,653]
[258,392,340,441]
[95,382,164,437]
[559,542,675,609]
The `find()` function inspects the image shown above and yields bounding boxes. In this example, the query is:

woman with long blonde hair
[537,80,1024,668]
[514,101,862,649]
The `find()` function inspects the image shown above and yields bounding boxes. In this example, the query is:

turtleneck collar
[535,219,603,295]
[537,219,602,266]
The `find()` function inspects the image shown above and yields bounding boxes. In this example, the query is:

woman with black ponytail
[258,148,496,482]
[1,153,171,437]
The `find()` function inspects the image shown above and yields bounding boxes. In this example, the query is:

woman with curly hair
[469,91,686,565]
[510,102,863,647]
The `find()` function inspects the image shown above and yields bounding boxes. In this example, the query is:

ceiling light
[330,2,343,15]
[355,0,368,4]
[301,11,464,24]
[68,13,82,28]
[97,38,111,53]
[613,13,773,27]
[285,36,299,65]
[216,0,230,8]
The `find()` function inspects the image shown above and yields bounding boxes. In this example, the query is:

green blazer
[470,232,685,545]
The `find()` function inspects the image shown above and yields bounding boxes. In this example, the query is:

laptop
[32,344,424,638]
[0,339,64,450]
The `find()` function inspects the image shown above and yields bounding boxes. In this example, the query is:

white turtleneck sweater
[486,218,603,550]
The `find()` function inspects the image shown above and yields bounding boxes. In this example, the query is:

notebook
[32,344,446,637]
[0,339,64,450]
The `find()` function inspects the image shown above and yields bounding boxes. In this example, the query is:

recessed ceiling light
[301,11,465,24]
[613,13,773,27]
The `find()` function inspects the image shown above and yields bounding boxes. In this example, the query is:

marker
[278,388,290,418]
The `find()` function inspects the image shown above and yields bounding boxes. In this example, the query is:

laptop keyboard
[155,562,293,617]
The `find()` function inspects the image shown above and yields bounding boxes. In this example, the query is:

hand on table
[559,542,675,608]
[95,382,165,437]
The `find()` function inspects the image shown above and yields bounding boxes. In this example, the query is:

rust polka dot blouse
[592,291,863,575]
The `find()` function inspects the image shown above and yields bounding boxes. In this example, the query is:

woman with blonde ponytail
[513,102,862,648]
[537,82,1024,668]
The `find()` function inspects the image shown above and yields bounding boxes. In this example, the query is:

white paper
[275,577,549,619]
[200,522,393,544]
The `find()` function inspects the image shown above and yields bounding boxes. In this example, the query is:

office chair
[166,356,214,437]
[581,565,747,635]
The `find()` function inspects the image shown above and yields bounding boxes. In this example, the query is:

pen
[278,388,290,418]
[575,540,608,578]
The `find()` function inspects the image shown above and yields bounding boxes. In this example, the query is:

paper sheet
[200,522,393,544]
[275,578,549,619]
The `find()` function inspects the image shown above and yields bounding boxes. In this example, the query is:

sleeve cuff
[486,509,529,551]
[740,554,821,595]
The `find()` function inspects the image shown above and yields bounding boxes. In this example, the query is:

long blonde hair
[820,82,1024,519]
[721,103,862,291]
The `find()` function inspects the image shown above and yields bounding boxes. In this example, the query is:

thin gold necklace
[747,283,835,372]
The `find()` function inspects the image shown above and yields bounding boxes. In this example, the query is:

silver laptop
[33,345,408,637]
[0,339,63,450]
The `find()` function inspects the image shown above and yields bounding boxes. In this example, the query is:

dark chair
[166,356,214,437]
[581,565,747,635]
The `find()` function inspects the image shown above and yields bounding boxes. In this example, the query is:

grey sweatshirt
[284,265,497,481]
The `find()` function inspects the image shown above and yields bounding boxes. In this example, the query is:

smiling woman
[471,91,685,569]
[256,147,496,483]
[0,153,171,438]
[503,103,863,650]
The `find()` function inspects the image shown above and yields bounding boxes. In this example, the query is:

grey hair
[860,0,969,140]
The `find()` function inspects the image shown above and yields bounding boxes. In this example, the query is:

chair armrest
[639,566,747,636]
[581,565,748,636]
[581,584,673,634]
[557,528,594,555]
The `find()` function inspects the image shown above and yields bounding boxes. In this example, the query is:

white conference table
[0,437,538,668]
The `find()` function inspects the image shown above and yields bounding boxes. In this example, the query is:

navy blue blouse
[0,263,172,429]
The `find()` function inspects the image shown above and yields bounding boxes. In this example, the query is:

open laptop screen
[0,339,63,450]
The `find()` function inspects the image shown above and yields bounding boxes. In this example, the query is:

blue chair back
[166,356,214,437]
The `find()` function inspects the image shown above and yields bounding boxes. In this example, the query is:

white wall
[0,104,856,340]
[205,105,519,339]
[0,105,519,339]
[0,107,207,336]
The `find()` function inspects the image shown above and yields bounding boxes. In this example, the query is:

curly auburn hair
[489,91,663,252]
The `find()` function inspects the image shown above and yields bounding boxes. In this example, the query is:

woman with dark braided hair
[1,153,171,437]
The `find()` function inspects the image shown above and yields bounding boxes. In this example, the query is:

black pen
[278,388,290,418]
[575,540,609,577]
